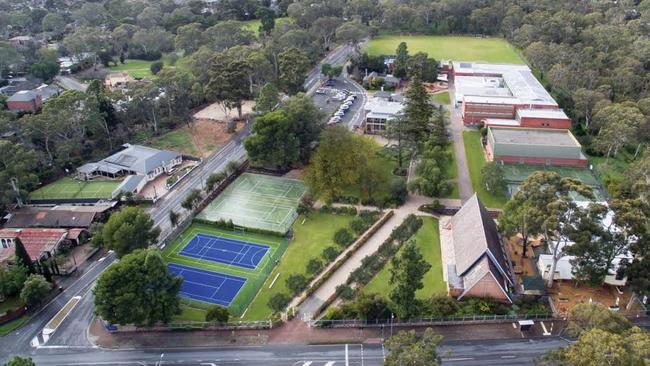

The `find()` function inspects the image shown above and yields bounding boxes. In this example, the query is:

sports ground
[365,35,525,64]
[196,173,307,234]
[163,223,288,316]
[29,177,120,201]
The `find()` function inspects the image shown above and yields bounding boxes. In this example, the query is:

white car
[330,116,341,123]
[334,111,345,117]
[343,101,353,107]
[345,96,355,102]
[340,104,350,110]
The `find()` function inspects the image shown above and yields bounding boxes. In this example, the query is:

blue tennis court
[168,263,246,306]
[179,233,269,269]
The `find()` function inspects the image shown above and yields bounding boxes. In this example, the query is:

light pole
[390,313,394,337]
[10,178,23,207]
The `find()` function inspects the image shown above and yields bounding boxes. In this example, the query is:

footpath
[295,195,434,320]
[89,316,564,349]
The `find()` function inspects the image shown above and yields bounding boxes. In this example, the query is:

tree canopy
[94,207,160,258]
[94,249,182,326]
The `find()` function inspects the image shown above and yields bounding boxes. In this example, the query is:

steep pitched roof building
[447,195,514,303]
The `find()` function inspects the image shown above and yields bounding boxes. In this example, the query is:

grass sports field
[365,35,524,64]
[363,217,446,298]
[197,173,306,234]
[29,177,120,200]
[163,223,288,318]
[462,131,507,208]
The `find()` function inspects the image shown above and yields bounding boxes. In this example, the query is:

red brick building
[486,126,588,167]
[451,62,569,127]
[6,90,43,113]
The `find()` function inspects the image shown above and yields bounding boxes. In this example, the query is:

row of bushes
[319,205,358,215]
[322,293,552,323]
[282,210,383,297]
[346,214,423,287]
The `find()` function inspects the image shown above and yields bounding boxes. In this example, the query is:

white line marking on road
[345,343,349,366]
[501,355,517,359]
[541,321,551,336]
[324,362,336,366]
[443,357,475,361]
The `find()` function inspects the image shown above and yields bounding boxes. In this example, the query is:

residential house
[4,208,96,229]
[104,72,136,91]
[447,194,515,303]
[0,228,87,269]
[76,144,182,182]
[6,91,43,113]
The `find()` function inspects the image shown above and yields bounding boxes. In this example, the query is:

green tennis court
[162,223,288,317]
[196,173,306,234]
[29,177,120,200]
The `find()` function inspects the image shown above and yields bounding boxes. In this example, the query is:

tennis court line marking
[178,234,270,270]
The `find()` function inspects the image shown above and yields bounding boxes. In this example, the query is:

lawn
[0,297,23,315]
[241,17,290,35]
[29,177,120,201]
[0,315,29,337]
[431,91,450,105]
[243,212,356,321]
[108,54,190,79]
[462,131,507,208]
[588,153,631,192]
[162,223,288,319]
[365,35,525,64]
[363,217,446,299]
[147,127,199,157]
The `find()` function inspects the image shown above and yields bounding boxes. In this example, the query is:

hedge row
[346,214,423,287]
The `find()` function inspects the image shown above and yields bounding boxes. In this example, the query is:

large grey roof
[104,144,180,175]
[7,90,38,102]
[451,194,511,283]
[489,127,580,148]
[78,144,181,176]
[112,175,145,198]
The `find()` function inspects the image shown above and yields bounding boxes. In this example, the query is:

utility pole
[10,178,23,207]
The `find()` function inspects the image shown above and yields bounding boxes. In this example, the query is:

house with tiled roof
[446,194,515,303]
[0,228,87,266]
[4,208,96,229]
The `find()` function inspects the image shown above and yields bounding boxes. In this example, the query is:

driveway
[447,81,473,203]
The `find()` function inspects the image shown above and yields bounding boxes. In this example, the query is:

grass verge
[362,217,446,298]
[0,315,29,337]
[243,212,356,320]
[463,131,507,208]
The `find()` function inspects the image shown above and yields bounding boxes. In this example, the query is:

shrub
[335,284,355,301]
[423,295,460,318]
[306,258,323,275]
[353,292,392,321]
[150,61,164,75]
[205,171,227,192]
[322,246,340,262]
[350,219,367,234]
[166,175,178,186]
[205,305,229,323]
[334,228,354,247]
[267,293,291,313]
[285,274,308,295]
[388,178,408,205]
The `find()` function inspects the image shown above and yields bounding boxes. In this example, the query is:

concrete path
[447,82,474,203]
[296,195,433,320]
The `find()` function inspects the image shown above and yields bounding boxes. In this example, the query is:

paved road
[0,251,116,357]
[54,76,88,92]
[20,337,569,365]
[304,45,355,93]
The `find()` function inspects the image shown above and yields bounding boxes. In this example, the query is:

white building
[363,98,404,134]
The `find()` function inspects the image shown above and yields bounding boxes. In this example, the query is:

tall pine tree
[402,76,433,150]
[393,42,409,78]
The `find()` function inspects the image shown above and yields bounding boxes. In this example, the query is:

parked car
[340,104,350,110]
[334,111,344,117]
